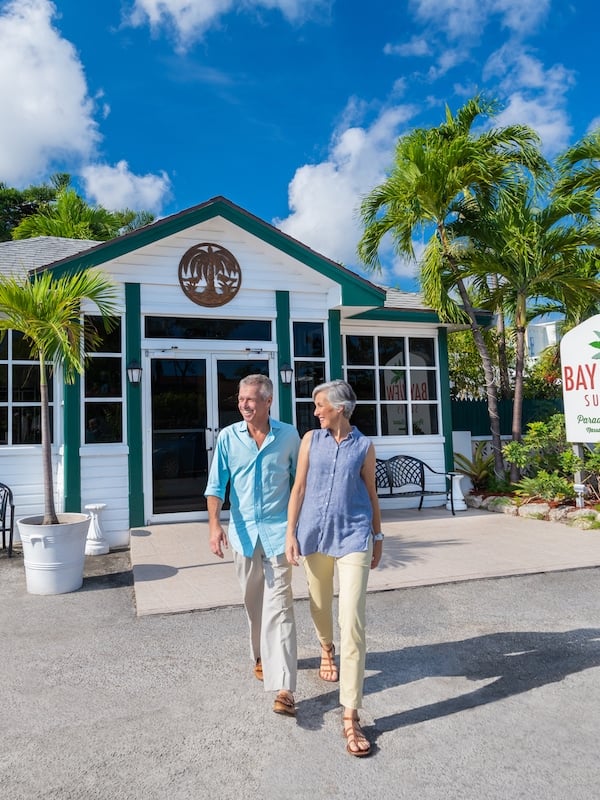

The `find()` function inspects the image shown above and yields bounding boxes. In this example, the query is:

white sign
[560,313,600,443]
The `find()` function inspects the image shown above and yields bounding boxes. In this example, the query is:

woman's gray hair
[312,379,356,419]
[239,374,273,401]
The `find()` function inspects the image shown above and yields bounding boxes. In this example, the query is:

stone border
[466,494,600,529]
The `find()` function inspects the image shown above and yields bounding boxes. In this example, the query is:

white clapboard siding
[98,219,337,296]
[0,449,52,534]
[80,449,130,547]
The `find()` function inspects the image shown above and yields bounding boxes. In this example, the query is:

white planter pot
[17,513,91,595]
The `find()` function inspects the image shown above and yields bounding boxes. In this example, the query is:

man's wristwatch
[373,532,384,542]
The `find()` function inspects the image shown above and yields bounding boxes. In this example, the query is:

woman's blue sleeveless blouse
[295,427,373,558]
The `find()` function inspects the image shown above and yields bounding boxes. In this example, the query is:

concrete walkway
[130,506,600,616]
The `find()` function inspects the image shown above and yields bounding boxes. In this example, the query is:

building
[0,196,456,547]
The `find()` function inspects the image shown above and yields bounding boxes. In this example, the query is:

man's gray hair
[312,379,356,419]
[239,374,273,401]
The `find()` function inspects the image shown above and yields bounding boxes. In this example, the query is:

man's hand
[209,525,229,559]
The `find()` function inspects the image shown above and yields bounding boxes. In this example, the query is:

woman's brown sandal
[273,690,296,716]
[254,658,263,681]
[343,715,372,757]
[319,643,339,682]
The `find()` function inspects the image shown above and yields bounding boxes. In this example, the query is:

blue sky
[0,0,598,290]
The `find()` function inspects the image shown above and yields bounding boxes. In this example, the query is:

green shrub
[503,414,583,479]
[514,470,576,503]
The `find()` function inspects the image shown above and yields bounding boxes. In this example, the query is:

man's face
[238,383,272,427]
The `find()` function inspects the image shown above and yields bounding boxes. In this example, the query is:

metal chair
[0,482,15,557]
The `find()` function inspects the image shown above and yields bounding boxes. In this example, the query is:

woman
[286,380,383,757]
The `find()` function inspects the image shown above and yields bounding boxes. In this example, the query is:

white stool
[84,503,109,555]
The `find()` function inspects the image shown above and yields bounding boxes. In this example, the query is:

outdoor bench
[0,481,15,557]
[375,455,455,515]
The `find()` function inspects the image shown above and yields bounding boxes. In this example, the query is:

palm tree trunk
[455,279,505,477]
[510,300,527,482]
[40,358,58,525]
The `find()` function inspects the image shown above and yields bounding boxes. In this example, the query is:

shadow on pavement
[296,628,600,742]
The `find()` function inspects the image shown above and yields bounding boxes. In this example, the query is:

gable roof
[32,196,386,307]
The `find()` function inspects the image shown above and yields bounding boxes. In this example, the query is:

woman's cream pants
[302,540,372,710]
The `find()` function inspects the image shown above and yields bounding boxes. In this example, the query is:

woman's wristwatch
[373,532,384,542]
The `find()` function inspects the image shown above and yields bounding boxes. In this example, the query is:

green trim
[328,310,342,379]
[63,377,81,512]
[43,197,385,308]
[275,291,293,424]
[348,308,443,323]
[348,308,492,327]
[437,327,454,471]
[125,284,144,527]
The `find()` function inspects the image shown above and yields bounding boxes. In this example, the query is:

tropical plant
[11,188,122,241]
[357,94,547,476]
[0,269,119,524]
[453,440,495,491]
[522,345,562,400]
[502,414,583,480]
[514,470,576,504]
[448,327,516,400]
[0,173,68,241]
[458,178,600,477]
[10,184,155,242]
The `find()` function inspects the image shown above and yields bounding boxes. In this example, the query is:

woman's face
[313,391,342,429]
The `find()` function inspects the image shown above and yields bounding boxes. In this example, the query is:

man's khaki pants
[233,542,297,693]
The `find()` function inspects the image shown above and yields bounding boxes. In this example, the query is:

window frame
[343,330,442,437]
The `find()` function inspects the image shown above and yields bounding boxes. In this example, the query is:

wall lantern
[127,360,143,385]
[279,363,293,385]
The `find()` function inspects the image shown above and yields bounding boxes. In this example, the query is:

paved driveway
[1,549,600,799]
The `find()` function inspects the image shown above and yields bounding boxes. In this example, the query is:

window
[344,334,439,436]
[293,322,326,435]
[145,316,271,341]
[83,316,123,443]
[0,332,53,445]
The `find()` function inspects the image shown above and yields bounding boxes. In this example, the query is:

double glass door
[149,354,269,516]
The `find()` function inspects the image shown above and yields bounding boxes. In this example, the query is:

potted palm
[0,268,119,593]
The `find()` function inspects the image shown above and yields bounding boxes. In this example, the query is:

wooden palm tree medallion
[178,243,242,307]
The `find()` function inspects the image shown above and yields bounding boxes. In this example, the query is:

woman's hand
[371,539,383,569]
[285,533,300,566]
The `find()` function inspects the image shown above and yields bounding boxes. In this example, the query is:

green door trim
[275,291,293,424]
[125,283,144,527]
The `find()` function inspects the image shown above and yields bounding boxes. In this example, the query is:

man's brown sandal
[343,716,371,757]
[319,643,339,682]
[273,691,296,716]
[254,658,263,681]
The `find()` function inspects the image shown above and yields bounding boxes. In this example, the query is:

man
[205,374,300,716]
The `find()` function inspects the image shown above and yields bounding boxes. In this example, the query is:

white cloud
[384,37,430,57]
[80,161,172,213]
[127,0,329,49]
[275,104,416,270]
[0,0,100,186]
[485,47,575,154]
[409,0,550,40]
[587,117,600,134]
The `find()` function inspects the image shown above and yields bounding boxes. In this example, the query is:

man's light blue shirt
[204,418,300,558]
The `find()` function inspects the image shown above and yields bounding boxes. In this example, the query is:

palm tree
[554,127,600,196]
[357,95,548,476]
[459,180,600,478]
[0,269,119,524]
[11,187,155,241]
